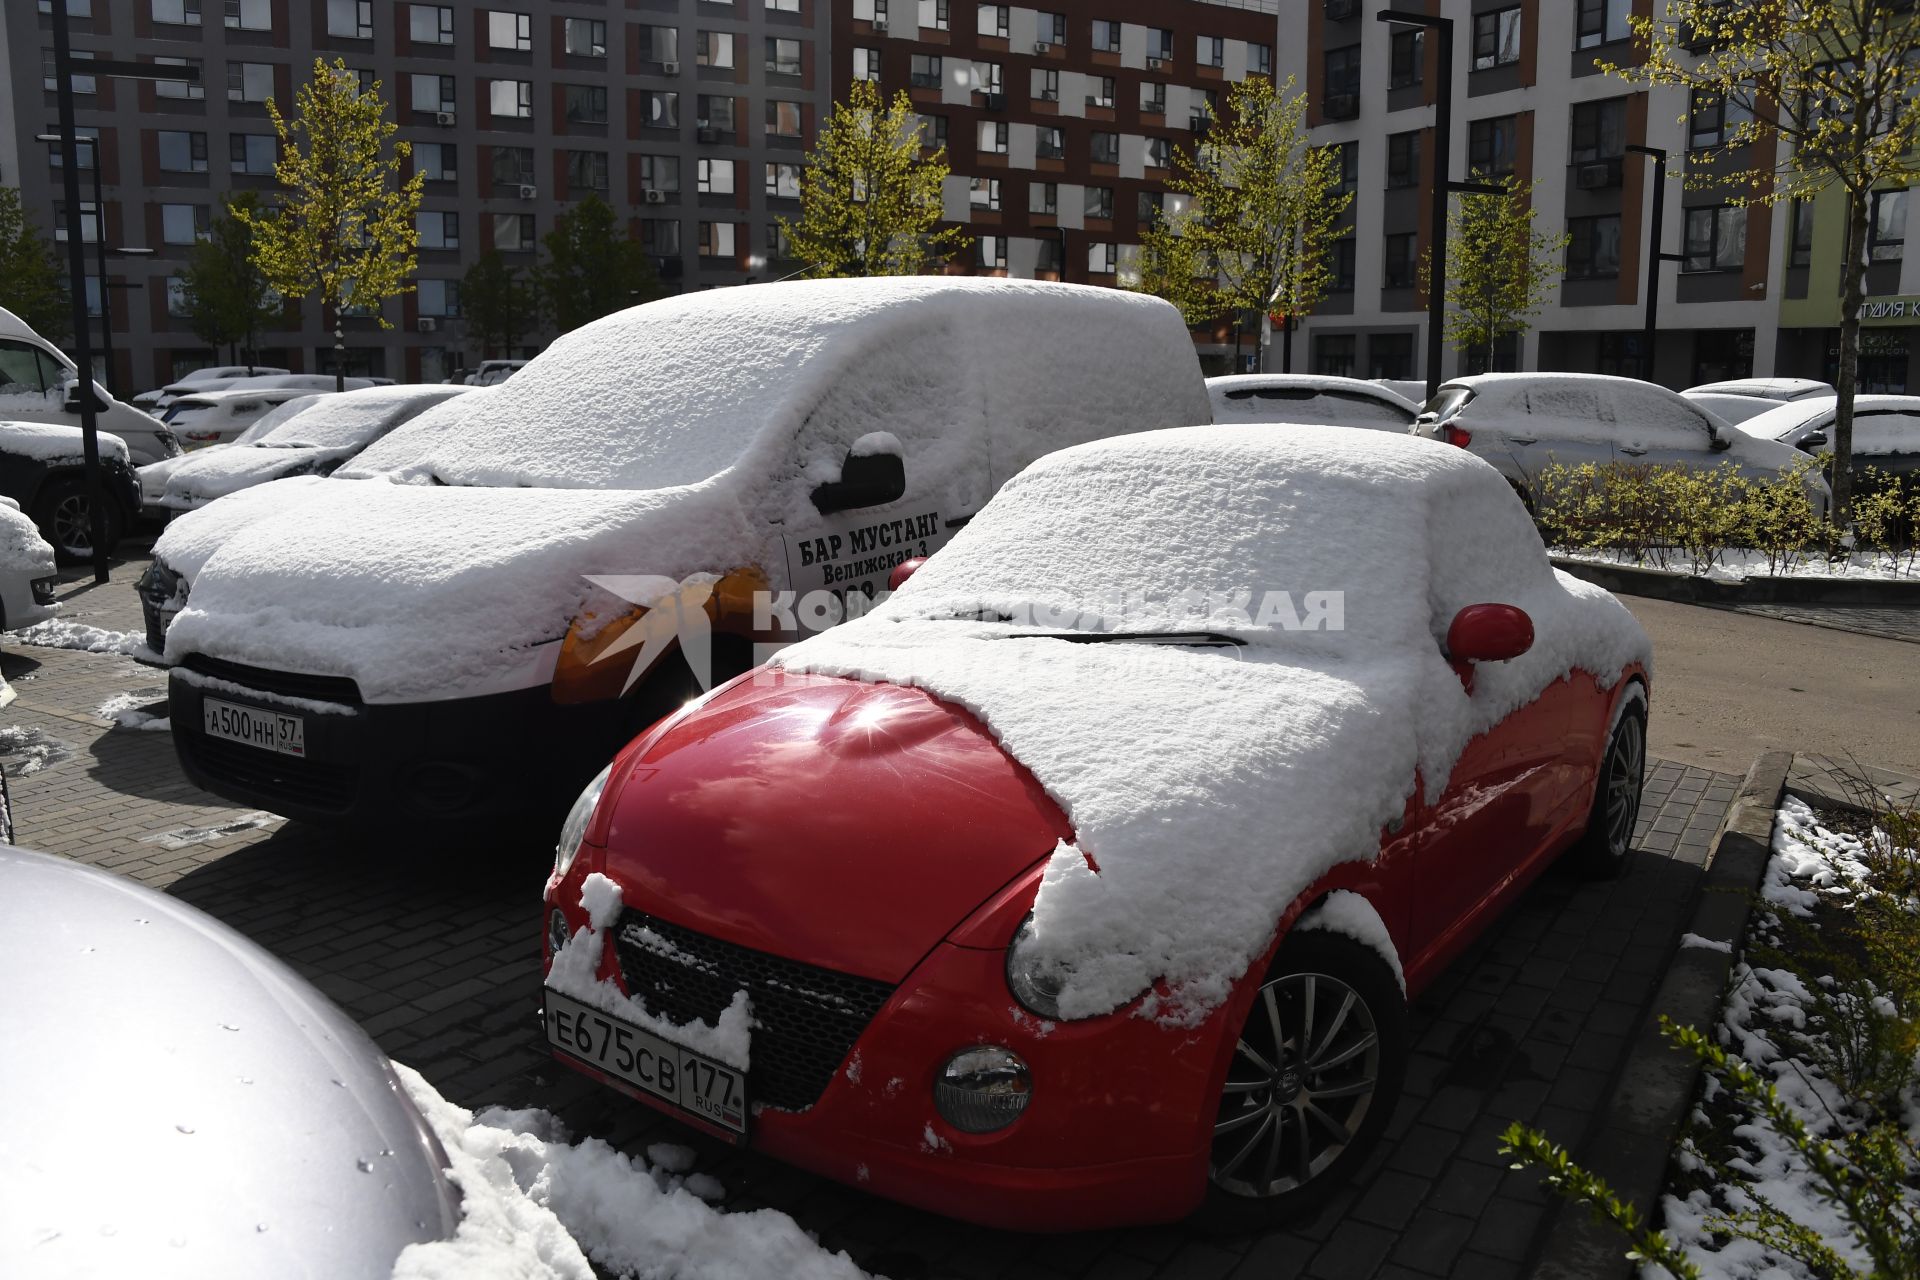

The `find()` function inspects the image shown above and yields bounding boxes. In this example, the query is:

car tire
[1194,930,1408,1232]
[33,477,124,565]
[1568,697,1647,879]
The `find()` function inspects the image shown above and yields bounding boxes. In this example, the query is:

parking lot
[7,552,1740,1280]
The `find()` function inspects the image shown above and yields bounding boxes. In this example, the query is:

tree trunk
[1831,186,1870,535]
[1282,316,1294,374]
[1232,316,1243,372]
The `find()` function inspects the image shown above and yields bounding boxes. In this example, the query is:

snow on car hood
[775,426,1650,1023]
[162,479,754,703]
[164,441,360,505]
[0,503,55,575]
[0,419,129,463]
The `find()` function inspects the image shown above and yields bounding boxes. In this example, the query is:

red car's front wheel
[1198,931,1407,1230]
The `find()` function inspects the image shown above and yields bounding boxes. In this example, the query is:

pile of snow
[0,503,56,576]
[6,618,142,656]
[775,426,1649,1020]
[163,279,1209,703]
[0,724,70,774]
[0,420,130,464]
[392,1065,869,1280]
[96,690,169,732]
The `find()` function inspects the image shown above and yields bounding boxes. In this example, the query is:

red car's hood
[595,672,1069,983]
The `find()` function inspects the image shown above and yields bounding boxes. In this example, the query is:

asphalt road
[1625,597,1920,777]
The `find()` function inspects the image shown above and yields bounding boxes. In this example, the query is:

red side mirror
[1447,604,1534,665]
[888,557,928,591]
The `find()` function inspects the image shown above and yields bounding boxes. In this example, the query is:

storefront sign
[1859,295,1920,325]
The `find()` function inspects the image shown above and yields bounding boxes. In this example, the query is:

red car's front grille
[612,910,895,1112]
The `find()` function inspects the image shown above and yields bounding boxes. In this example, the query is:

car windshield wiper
[1003,630,1247,649]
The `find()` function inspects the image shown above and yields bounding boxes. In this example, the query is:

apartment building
[1283,0,1917,391]
[835,0,1277,307]
[2,0,832,388]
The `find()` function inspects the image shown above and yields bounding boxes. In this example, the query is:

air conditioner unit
[696,126,722,143]
[1324,0,1359,19]
[1145,56,1165,70]
[1575,158,1622,189]
[982,91,1006,111]
[1033,41,1050,54]
[644,188,666,204]
[1323,93,1358,120]
[1039,88,1058,101]
[417,317,438,332]
[517,184,536,199]
[661,61,680,75]
[435,111,456,126]
[872,17,887,32]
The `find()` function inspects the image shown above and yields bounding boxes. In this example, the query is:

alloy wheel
[1604,714,1645,858]
[52,494,93,555]
[1209,970,1380,1199]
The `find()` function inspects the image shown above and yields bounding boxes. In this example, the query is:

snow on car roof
[777,425,1649,1021]
[1685,377,1834,400]
[1738,395,1920,450]
[164,387,309,407]
[1206,375,1417,430]
[251,384,471,450]
[0,420,129,463]
[344,277,1208,496]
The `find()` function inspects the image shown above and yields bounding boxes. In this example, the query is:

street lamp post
[1625,144,1680,384]
[34,133,149,397]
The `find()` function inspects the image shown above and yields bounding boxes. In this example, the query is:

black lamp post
[1625,144,1682,384]
[47,7,199,582]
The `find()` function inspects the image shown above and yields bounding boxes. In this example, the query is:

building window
[910,54,942,89]
[914,113,945,148]
[1683,205,1747,272]
[160,203,210,244]
[920,0,950,31]
[1140,81,1165,115]
[491,144,534,186]
[224,0,270,30]
[697,95,736,132]
[1088,242,1117,274]
[1030,182,1057,215]
[410,4,454,45]
[971,176,1001,210]
[158,130,209,173]
[1036,11,1067,46]
[767,0,802,11]
[415,141,456,181]
[642,218,680,257]
[1034,67,1060,101]
[698,31,736,68]
[55,202,101,244]
[976,61,1005,94]
[155,56,205,100]
[494,212,535,251]
[979,120,1008,154]
[1329,141,1358,193]
[166,277,194,319]
[1137,189,1165,224]
[490,80,533,119]
[1082,185,1112,219]
[417,210,459,249]
[977,5,1008,38]
[766,221,793,260]
[1369,334,1413,380]
[1250,43,1273,77]
[1575,0,1631,49]
[853,48,881,81]
[45,50,96,94]
[1472,8,1522,71]
[1146,26,1173,60]
[412,73,456,113]
[647,92,679,128]
[769,100,805,138]
[1789,199,1815,268]
[1036,126,1064,160]
[640,154,680,193]
[1383,233,1416,289]
[1869,188,1907,261]
[1087,76,1115,109]
[1387,131,1422,189]
[228,61,274,103]
[696,157,735,194]
[698,221,737,258]
[567,151,609,194]
[327,0,373,39]
[1197,35,1224,68]
[1688,91,1752,150]
[1324,45,1361,98]
[153,0,203,26]
[642,26,679,63]
[1468,116,1518,176]
[1565,214,1621,278]
[1090,131,1120,165]
[417,279,460,316]
[1389,29,1424,89]
[228,134,274,175]
[565,18,607,57]
[977,235,1007,270]
[1091,19,1121,52]
[564,84,608,125]
[1569,98,1627,162]
[766,162,802,199]
[767,38,803,76]
[1145,137,1171,169]
[487,11,532,52]
[1315,334,1356,377]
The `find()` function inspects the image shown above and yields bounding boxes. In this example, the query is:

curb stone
[1525,750,1792,1280]
[1550,557,1920,607]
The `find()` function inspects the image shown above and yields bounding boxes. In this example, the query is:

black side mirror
[810,448,905,515]
[1709,433,1732,452]
[1800,431,1828,449]
[62,381,107,415]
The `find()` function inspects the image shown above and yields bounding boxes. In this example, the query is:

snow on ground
[392,1065,869,1280]
[1657,797,1920,1279]
[95,690,170,731]
[1554,547,1919,581]
[0,724,70,774]
[6,618,144,656]
[777,426,1647,1022]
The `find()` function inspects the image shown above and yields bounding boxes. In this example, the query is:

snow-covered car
[0,306,181,466]
[1734,394,1920,486]
[0,845,461,1275]
[151,384,473,515]
[1678,391,1780,426]
[1682,377,1834,403]
[0,421,142,562]
[160,386,315,450]
[1373,378,1430,408]
[540,425,1652,1232]
[0,495,59,629]
[150,278,1210,830]
[136,394,329,516]
[1207,375,1419,431]
[1413,373,1830,512]
[151,371,367,410]
[468,358,528,386]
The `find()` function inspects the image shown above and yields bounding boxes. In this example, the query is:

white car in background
[1413,372,1829,511]
[1678,391,1781,427]
[1683,377,1835,404]
[1735,395,1920,486]
[1207,374,1420,431]
[160,387,314,450]
[1373,378,1431,408]
[468,358,528,386]
[0,496,58,631]
[152,384,473,514]
[136,394,328,516]
[151,372,371,410]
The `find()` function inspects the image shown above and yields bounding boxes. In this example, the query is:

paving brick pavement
[4,556,1742,1279]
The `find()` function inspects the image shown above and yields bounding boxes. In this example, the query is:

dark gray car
[0,847,460,1277]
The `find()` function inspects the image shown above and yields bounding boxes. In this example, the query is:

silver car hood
[0,847,460,1277]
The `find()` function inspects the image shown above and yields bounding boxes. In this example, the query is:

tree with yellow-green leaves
[1422,175,1569,375]
[1604,0,1920,528]
[239,58,424,390]
[780,79,969,277]
[1130,76,1349,373]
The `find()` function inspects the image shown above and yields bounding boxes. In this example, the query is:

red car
[540,426,1652,1232]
